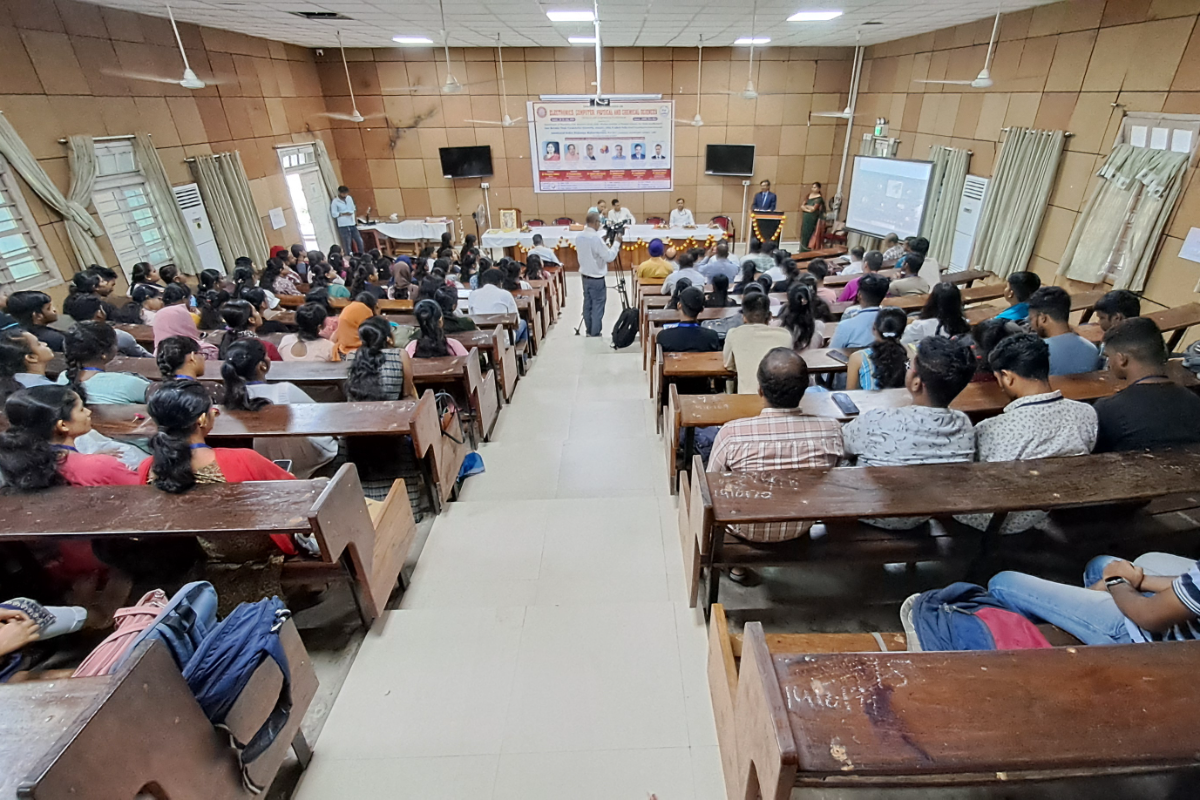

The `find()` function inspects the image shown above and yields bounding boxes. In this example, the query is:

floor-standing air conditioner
[173,183,224,273]
[949,175,989,272]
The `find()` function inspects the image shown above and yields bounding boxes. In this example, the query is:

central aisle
[295,275,723,799]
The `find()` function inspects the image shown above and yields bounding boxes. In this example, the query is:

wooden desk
[451,327,516,403]
[825,268,899,288]
[107,357,349,401]
[410,348,500,444]
[788,246,847,263]
[114,323,155,349]
[513,295,541,355]
[882,283,1006,312]
[1077,302,1200,350]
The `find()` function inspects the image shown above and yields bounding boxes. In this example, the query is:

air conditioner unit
[949,175,989,272]
[173,183,223,273]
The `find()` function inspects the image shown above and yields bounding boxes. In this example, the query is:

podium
[750,212,786,244]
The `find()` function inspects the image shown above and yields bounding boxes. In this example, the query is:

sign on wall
[527,100,674,193]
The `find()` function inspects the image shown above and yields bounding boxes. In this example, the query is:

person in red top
[0,385,139,489]
[137,379,296,554]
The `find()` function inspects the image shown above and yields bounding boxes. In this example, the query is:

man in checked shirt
[708,348,844,582]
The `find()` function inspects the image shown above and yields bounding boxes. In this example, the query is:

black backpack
[611,308,639,349]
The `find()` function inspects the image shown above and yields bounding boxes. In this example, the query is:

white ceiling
[81,0,1058,49]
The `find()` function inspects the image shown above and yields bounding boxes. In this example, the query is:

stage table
[481,224,728,269]
[361,220,454,254]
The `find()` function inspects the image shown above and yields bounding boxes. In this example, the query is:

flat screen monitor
[439,146,493,179]
[705,144,755,176]
[844,156,935,240]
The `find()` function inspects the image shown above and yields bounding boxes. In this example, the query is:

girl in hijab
[332,299,377,359]
[152,289,220,360]
[390,256,413,300]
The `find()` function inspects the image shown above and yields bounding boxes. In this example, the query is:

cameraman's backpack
[183,596,293,792]
[611,307,639,349]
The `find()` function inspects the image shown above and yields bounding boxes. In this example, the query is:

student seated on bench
[434,285,477,334]
[1029,286,1101,375]
[778,282,827,354]
[887,253,929,296]
[57,322,151,405]
[843,336,976,529]
[723,291,792,395]
[902,282,971,345]
[345,316,417,401]
[995,270,1041,323]
[658,287,721,354]
[221,339,337,479]
[218,299,282,361]
[845,308,909,391]
[956,334,1097,534]
[836,250,884,303]
[470,268,528,343]
[1093,289,1140,333]
[278,302,336,362]
[661,251,706,295]
[63,290,151,359]
[637,238,673,280]
[709,347,843,544]
[1094,318,1200,452]
[406,300,469,359]
[989,552,1200,645]
[829,273,891,350]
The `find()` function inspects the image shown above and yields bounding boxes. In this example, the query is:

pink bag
[72,590,169,677]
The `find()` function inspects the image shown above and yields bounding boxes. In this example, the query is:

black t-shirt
[657,323,721,353]
[1094,382,1200,452]
[26,324,65,352]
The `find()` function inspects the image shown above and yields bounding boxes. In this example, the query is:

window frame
[1114,112,1199,166]
[0,154,63,294]
[91,140,176,281]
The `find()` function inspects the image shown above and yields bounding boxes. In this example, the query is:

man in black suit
[752,179,777,212]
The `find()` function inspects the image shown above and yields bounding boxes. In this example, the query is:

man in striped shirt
[708,347,844,544]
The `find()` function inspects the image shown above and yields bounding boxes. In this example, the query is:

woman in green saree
[799,181,826,251]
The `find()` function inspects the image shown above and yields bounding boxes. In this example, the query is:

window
[1116,113,1199,164]
[92,141,174,280]
[0,155,61,293]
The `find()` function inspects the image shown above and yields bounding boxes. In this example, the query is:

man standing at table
[752,179,777,213]
[577,211,622,337]
[331,185,364,254]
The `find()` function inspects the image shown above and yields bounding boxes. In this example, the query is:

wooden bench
[88,391,465,513]
[1,631,317,800]
[1077,302,1200,350]
[706,604,1200,800]
[113,322,155,349]
[0,464,414,626]
[788,246,847,263]
[105,357,349,401]
[410,349,500,445]
[452,327,518,403]
[882,283,1006,312]
[278,295,414,311]
[679,448,1200,615]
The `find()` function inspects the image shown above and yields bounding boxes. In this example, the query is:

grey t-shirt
[1046,333,1101,376]
[843,406,976,467]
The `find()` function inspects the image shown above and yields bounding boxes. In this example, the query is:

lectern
[750,212,785,244]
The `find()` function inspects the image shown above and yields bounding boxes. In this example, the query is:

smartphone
[831,392,860,416]
[272,459,294,472]
[827,349,850,364]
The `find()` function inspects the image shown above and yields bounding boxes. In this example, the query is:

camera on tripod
[603,219,627,246]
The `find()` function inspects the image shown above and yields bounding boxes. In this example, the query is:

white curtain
[971,128,1066,279]
[313,139,341,205]
[0,112,106,275]
[1057,143,1190,292]
[132,133,202,276]
[921,145,971,266]
[192,152,269,270]
[65,135,110,270]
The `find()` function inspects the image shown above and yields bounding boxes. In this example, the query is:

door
[300,170,338,251]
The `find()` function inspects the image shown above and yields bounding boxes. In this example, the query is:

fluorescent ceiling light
[568,36,598,44]
[734,37,770,45]
[547,10,595,21]
[788,10,843,21]
[393,35,433,44]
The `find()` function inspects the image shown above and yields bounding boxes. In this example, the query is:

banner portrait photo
[527,100,674,193]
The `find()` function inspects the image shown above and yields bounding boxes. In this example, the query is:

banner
[527,100,673,193]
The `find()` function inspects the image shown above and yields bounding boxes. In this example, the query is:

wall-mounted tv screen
[705,144,755,176]
[439,146,493,179]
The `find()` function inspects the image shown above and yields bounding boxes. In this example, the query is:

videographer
[577,211,623,337]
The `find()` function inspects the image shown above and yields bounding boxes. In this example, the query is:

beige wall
[852,0,1200,318]
[0,0,340,297]
[313,44,853,235]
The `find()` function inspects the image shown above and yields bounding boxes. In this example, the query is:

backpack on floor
[117,581,219,672]
[183,596,293,793]
[73,589,169,678]
[611,308,639,349]
[900,582,1052,652]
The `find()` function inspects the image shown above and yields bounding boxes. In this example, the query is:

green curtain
[921,145,971,267]
[132,133,202,276]
[192,152,268,271]
[1057,143,1189,292]
[971,128,1066,279]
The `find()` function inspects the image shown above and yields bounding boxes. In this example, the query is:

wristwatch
[1105,576,1130,588]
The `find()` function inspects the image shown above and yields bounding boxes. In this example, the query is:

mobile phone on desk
[826,349,850,364]
[831,392,860,416]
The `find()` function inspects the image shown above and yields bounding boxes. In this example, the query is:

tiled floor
[294,275,723,799]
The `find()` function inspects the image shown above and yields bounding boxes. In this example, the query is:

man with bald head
[576,210,623,337]
[708,347,844,545]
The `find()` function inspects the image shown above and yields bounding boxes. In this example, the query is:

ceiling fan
[385,0,489,95]
[676,34,705,127]
[106,2,223,89]
[465,35,524,127]
[316,31,384,123]
[725,0,765,100]
[914,3,1001,89]
[810,32,862,121]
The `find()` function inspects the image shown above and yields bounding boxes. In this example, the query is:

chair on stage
[526,218,545,226]
[554,216,575,226]
[645,216,665,225]
[710,215,734,245]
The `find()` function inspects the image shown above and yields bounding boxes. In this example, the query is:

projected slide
[845,156,935,240]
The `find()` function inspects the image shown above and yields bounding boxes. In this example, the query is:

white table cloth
[362,220,453,241]
[481,224,727,249]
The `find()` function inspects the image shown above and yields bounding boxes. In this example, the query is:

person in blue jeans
[989,552,1200,645]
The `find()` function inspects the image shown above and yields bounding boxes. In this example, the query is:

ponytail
[348,263,374,298]
[667,278,692,311]
[146,379,211,493]
[781,282,817,351]
[0,386,79,492]
[524,254,544,281]
[869,307,909,389]
[156,335,201,378]
[413,299,450,358]
[259,258,284,290]
[68,271,101,296]
[221,338,271,412]
[62,321,117,403]
[218,300,255,359]
[345,316,392,400]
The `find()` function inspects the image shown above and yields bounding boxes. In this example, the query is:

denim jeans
[515,318,529,343]
[582,276,607,337]
[988,552,1194,645]
[338,225,365,254]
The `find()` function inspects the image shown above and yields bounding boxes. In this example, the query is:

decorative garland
[751,214,786,243]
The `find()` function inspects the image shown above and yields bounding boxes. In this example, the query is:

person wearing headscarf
[390,256,413,300]
[332,300,376,359]
[152,301,219,360]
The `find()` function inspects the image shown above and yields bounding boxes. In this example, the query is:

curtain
[847,136,883,253]
[132,133,202,276]
[313,139,341,204]
[921,145,970,267]
[971,127,1066,279]
[1057,143,1190,292]
[192,152,269,270]
[0,112,106,275]
[65,135,110,270]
